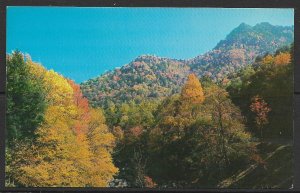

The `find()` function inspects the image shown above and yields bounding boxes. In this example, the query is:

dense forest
[6,22,294,188]
[6,52,117,186]
[81,22,293,106]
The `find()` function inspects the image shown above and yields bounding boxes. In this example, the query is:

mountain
[188,22,294,81]
[81,55,190,106]
[80,22,294,107]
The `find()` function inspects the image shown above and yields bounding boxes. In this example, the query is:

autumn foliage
[181,73,205,104]
[6,54,118,187]
[6,42,293,188]
[250,95,271,138]
[274,53,291,66]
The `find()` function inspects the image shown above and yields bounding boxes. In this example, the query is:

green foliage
[219,144,293,189]
[5,23,294,188]
[227,44,293,139]
[6,54,118,187]
[6,51,46,143]
[81,55,190,107]
[81,23,293,107]
[105,99,160,187]
[189,23,293,82]
[147,83,256,188]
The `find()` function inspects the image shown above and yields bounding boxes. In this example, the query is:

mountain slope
[81,55,190,106]
[188,22,294,81]
[81,22,294,106]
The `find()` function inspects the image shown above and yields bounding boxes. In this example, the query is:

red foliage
[129,126,143,137]
[68,80,91,135]
[250,95,271,127]
[68,80,89,113]
[144,176,157,188]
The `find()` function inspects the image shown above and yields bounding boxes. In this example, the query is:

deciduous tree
[181,74,205,104]
[250,95,271,139]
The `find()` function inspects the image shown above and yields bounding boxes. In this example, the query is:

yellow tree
[15,62,88,186]
[261,54,274,66]
[68,80,118,186]
[86,108,118,187]
[181,73,205,104]
[13,61,118,187]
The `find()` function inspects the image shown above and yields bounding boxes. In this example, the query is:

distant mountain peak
[223,23,253,42]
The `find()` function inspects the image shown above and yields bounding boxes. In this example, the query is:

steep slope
[81,22,294,106]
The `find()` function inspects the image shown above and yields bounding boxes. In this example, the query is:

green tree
[227,44,293,139]
[111,100,160,187]
[6,51,46,143]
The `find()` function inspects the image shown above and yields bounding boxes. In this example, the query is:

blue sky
[7,7,294,83]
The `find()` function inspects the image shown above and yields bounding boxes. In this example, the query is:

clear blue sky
[7,7,294,83]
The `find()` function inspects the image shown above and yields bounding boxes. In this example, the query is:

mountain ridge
[80,22,294,107]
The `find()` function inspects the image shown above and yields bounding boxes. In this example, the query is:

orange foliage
[250,153,265,165]
[68,80,90,135]
[250,95,271,127]
[181,74,205,104]
[68,80,89,113]
[250,95,271,138]
[274,53,291,66]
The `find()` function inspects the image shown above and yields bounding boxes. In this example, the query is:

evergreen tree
[6,51,46,143]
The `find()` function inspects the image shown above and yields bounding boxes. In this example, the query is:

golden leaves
[12,62,118,187]
[181,73,205,104]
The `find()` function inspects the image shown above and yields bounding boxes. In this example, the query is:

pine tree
[6,52,46,142]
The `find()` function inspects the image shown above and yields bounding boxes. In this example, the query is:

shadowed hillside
[218,143,293,189]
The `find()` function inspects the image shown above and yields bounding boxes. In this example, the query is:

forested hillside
[81,56,189,107]
[104,44,294,188]
[81,22,294,106]
[189,22,293,81]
